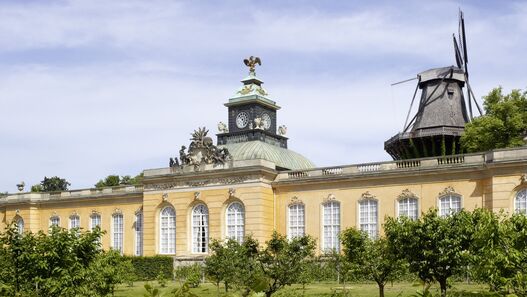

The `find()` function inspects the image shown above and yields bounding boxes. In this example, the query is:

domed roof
[221,141,315,170]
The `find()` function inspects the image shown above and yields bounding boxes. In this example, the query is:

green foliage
[172,281,200,297]
[95,173,143,188]
[461,87,527,153]
[259,232,316,297]
[126,255,173,281]
[340,228,406,297]
[143,282,161,297]
[174,264,202,288]
[87,249,136,296]
[38,176,71,192]
[384,209,473,297]
[205,237,262,294]
[31,184,42,192]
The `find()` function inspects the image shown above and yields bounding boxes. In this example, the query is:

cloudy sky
[1,0,526,192]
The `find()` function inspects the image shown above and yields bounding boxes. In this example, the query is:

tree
[205,237,264,296]
[95,173,143,188]
[259,232,316,297]
[384,209,472,297]
[88,249,135,296]
[461,87,527,152]
[340,228,405,297]
[31,184,43,192]
[39,176,71,192]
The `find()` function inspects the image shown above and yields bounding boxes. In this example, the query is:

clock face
[236,111,249,128]
[262,113,271,130]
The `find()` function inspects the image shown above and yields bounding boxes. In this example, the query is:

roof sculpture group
[170,127,231,169]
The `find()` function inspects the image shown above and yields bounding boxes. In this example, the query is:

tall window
[439,194,462,217]
[323,201,340,251]
[112,213,124,254]
[15,217,24,234]
[516,189,527,214]
[192,204,209,253]
[135,212,143,256]
[69,215,80,230]
[359,199,378,239]
[160,207,176,254]
[398,198,418,220]
[288,204,305,239]
[50,216,60,227]
[226,202,244,242]
[90,213,101,230]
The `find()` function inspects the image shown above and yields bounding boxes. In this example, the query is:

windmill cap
[418,66,465,85]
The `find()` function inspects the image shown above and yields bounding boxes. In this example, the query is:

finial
[243,56,261,75]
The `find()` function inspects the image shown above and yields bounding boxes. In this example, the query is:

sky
[1,0,526,192]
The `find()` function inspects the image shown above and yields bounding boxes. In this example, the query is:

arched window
[322,201,340,252]
[135,212,143,256]
[112,213,124,254]
[50,216,60,227]
[90,213,101,230]
[288,204,305,239]
[516,189,527,214]
[160,207,176,254]
[192,204,209,253]
[398,198,418,220]
[226,202,244,242]
[69,215,80,230]
[439,194,462,217]
[15,217,24,234]
[359,199,378,239]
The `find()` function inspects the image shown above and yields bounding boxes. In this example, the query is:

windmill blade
[460,11,469,66]
[453,35,464,68]
[467,82,483,116]
[391,77,417,86]
[403,77,421,130]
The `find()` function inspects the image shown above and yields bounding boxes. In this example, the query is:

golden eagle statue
[243,56,261,74]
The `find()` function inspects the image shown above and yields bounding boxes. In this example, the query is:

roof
[220,141,315,170]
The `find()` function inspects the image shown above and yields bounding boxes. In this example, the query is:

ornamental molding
[397,189,418,201]
[113,208,123,215]
[521,174,527,184]
[70,210,78,217]
[135,207,143,215]
[194,192,201,200]
[145,175,256,190]
[360,191,376,201]
[51,211,58,217]
[288,196,304,206]
[228,188,236,198]
[323,193,337,203]
[162,193,168,202]
[439,186,456,197]
[91,210,100,216]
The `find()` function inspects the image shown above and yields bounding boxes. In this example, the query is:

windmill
[384,10,482,160]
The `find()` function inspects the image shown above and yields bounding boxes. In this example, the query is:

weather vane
[243,56,261,75]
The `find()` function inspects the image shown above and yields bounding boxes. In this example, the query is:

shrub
[174,264,203,288]
[125,256,173,281]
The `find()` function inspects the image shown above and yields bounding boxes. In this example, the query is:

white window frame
[159,207,176,255]
[112,213,124,254]
[69,215,80,230]
[226,202,244,243]
[135,211,144,256]
[439,194,462,217]
[90,213,101,230]
[515,189,527,214]
[50,216,60,227]
[359,199,378,239]
[322,201,340,252]
[288,203,305,239]
[397,197,418,220]
[192,204,209,254]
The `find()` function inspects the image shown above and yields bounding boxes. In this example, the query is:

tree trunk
[378,283,385,297]
[439,279,447,297]
[265,291,273,297]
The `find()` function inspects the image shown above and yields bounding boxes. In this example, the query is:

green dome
[221,141,315,170]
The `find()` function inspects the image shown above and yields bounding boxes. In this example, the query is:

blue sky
[1,0,526,192]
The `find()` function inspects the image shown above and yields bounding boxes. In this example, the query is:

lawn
[115,281,489,297]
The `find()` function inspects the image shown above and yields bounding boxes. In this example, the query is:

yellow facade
[2,148,527,259]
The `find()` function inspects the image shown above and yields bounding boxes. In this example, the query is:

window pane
[323,202,340,252]
[112,214,124,254]
[226,202,244,243]
[160,207,176,254]
[359,200,377,239]
[192,204,208,253]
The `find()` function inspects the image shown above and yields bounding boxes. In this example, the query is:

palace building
[2,27,527,262]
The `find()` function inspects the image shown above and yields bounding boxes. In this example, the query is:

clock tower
[217,57,287,148]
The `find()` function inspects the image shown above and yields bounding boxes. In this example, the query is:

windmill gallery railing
[277,147,527,181]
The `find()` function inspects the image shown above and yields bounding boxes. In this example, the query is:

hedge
[124,256,173,281]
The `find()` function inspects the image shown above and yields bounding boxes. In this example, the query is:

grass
[115,281,489,297]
